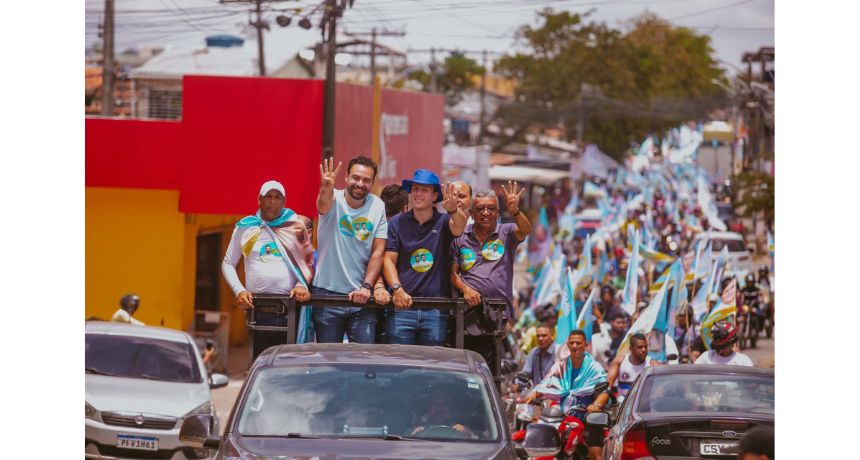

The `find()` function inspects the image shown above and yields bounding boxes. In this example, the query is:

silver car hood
[86,374,210,417]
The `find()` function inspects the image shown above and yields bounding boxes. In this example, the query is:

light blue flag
[575,286,597,343]
[692,248,720,321]
[653,259,682,334]
[667,264,688,340]
[539,206,551,230]
[577,233,593,285]
[621,227,641,315]
[584,181,603,197]
[556,267,580,343]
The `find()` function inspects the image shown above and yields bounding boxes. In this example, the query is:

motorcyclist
[111,294,144,325]
[741,273,764,331]
[607,333,657,399]
[694,321,754,366]
[757,265,772,292]
[527,330,609,460]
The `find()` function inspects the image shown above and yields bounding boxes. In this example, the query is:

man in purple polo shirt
[451,182,531,372]
[382,169,468,346]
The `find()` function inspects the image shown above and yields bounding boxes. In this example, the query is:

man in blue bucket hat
[382,169,468,345]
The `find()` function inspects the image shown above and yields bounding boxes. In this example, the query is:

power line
[669,0,758,21]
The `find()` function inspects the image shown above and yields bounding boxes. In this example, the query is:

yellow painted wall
[86,187,246,343]
[86,187,188,328]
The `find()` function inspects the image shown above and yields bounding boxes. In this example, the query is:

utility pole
[429,47,437,93]
[343,27,406,86]
[254,0,266,76]
[101,0,115,116]
[221,0,299,77]
[478,49,487,145]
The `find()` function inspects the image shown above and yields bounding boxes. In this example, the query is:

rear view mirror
[666,353,679,362]
[522,423,561,457]
[585,411,611,428]
[210,373,229,389]
[180,415,220,449]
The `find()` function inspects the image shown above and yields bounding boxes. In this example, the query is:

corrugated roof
[129,44,295,80]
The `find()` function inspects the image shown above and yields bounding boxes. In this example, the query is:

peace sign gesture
[441,182,460,213]
[501,180,524,215]
[319,157,342,189]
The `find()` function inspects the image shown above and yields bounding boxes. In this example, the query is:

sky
[85,0,774,75]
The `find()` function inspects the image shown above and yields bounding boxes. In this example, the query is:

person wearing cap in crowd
[312,156,389,343]
[112,294,144,325]
[590,309,631,370]
[222,179,314,357]
[382,169,467,345]
[451,182,530,374]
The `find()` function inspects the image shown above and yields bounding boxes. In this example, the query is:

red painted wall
[178,76,323,218]
[333,84,445,189]
[86,76,442,217]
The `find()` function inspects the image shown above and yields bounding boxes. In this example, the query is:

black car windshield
[710,239,746,252]
[638,374,773,414]
[237,364,500,442]
[85,333,202,384]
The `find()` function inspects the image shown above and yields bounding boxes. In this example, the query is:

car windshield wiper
[285,433,319,439]
[138,373,176,382]
[85,367,116,376]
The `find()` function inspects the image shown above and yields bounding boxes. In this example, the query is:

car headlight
[85,401,98,420]
[184,401,213,418]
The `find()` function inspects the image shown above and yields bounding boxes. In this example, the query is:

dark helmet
[710,320,738,349]
[758,265,770,276]
[744,273,756,287]
[120,294,140,311]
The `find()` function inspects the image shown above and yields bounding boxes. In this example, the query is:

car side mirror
[209,373,229,389]
[585,411,611,428]
[666,353,679,362]
[522,423,561,457]
[180,414,220,449]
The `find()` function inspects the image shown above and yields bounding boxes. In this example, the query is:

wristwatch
[362,282,373,290]
[391,283,402,292]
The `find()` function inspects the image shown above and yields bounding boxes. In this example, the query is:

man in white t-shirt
[694,320,754,367]
[313,156,389,343]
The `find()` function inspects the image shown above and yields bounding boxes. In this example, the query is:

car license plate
[700,440,738,456]
[116,434,158,451]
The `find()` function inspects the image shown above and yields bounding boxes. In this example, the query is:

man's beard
[348,185,368,201]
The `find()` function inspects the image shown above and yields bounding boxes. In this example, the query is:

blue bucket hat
[402,169,443,203]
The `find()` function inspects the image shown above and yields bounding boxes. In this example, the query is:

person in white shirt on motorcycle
[607,333,657,400]
[695,320,754,366]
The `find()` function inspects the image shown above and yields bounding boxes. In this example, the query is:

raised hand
[501,180,524,215]
[442,182,459,213]
[319,157,342,189]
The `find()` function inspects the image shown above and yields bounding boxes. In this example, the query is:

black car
[590,364,774,459]
[178,343,558,459]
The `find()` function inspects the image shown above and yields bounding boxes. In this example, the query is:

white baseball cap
[259,180,285,197]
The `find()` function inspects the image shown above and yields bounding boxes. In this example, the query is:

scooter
[513,382,610,460]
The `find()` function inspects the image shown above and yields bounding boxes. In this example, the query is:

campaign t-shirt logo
[259,242,281,259]
[338,216,356,238]
[481,239,505,261]
[410,248,434,273]
[459,248,477,271]
[351,216,373,241]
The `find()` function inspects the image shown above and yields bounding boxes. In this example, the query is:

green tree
[405,53,485,106]
[493,9,729,160]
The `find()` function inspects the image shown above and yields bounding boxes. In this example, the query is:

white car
[86,321,228,459]
[694,231,754,275]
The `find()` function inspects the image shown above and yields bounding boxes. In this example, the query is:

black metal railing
[245,294,507,384]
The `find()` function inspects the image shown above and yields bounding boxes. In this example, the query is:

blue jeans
[311,286,377,344]
[386,309,448,346]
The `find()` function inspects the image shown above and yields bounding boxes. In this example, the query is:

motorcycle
[512,382,609,460]
[506,372,538,432]
[739,290,766,349]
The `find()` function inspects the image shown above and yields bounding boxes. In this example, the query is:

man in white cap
[313,155,389,343]
[222,180,314,358]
